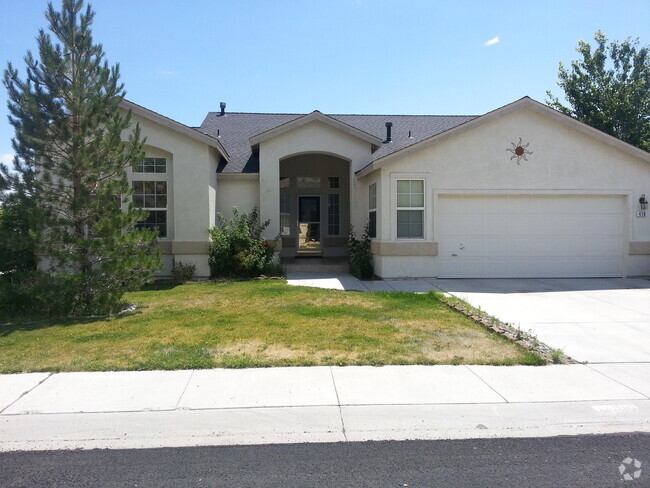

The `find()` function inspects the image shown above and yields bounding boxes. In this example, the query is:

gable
[250,111,382,150]
[259,119,375,173]
[357,97,649,177]
[377,105,650,191]
[120,99,228,161]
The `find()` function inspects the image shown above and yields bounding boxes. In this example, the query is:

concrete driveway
[434,278,650,363]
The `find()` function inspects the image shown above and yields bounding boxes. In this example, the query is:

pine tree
[2,0,161,315]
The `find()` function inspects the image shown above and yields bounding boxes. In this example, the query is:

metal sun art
[506,137,533,164]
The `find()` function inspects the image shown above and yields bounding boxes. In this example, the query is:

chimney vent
[220,102,226,116]
[385,121,393,143]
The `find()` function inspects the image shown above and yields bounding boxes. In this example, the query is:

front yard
[0,280,544,372]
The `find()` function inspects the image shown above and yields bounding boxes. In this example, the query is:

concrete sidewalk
[2,364,649,451]
[286,272,441,292]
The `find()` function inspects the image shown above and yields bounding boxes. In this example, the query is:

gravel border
[438,294,578,365]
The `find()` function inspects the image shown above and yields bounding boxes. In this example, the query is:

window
[296,177,320,188]
[133,181,167,238]
[280,193,291,236]
[133,157,166,174]
[368,183,377,238]
[328,194,340,235]
[279,176,290,189]
[396,179,424,239]
[137,211,167,238]
[328,177,339,189]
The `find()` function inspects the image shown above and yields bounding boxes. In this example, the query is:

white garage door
[437,194,625,278]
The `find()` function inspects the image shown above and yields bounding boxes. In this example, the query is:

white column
[258,142,280,240]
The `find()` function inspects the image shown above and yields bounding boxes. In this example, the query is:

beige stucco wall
[365,106,650,277]
[215,175,260,221]
[123,112,218,277]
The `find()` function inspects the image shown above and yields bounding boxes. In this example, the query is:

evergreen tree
[546,31,650,151]
[2,0,161,315]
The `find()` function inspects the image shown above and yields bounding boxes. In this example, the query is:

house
[120,96,650,279]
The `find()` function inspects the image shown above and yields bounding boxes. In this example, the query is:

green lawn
[0,280,544,372]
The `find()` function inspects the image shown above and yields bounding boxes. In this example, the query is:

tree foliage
[1,0,161,315]
[0,199,37,275]
[546,30,650,151]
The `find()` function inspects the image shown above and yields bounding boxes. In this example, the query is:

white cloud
[157,70,179,76]
[0,153,14,166]
[484,36,500,46]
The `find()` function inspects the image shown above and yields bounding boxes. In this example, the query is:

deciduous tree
[546,31,649,151]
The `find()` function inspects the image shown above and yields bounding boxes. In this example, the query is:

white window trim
[368,182,377,239]
[280,193,291,236]
[327,193,340,236]
[395,177,426,240]
[133,157,167,174]
[130,151,171,240]
[132,180,169,240]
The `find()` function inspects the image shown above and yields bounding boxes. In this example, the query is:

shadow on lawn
[0,281,186,334]
[0,301,153,337]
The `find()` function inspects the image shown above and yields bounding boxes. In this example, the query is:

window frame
[395,178,425,240]
[280,192,292,236]
[368,183,377,239]
[133,157,167,174]
[132,180,168,238]
[327,193,340,236]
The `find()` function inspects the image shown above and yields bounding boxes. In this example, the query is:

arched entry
[279,154,350,257]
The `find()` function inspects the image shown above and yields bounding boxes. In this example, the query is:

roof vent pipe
[385,121,393,143]
[220,102,226,116]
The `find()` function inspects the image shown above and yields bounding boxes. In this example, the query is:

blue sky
[1,0,648,164]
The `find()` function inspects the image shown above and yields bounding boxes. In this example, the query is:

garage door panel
[437,195,624,278]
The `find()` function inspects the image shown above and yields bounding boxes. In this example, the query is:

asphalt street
[1,434,648,488]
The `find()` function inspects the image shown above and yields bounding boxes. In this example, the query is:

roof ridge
[206,111,479,117]
[331,113,479,117]
[206,111,306,116]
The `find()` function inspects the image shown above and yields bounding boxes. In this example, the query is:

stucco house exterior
[120,96,650,279]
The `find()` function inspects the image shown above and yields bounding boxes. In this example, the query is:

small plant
[208,207,277,278]
[348,222,374,280]
[515,326,524,341]
[172,261,196,282]
[550,348,565,364]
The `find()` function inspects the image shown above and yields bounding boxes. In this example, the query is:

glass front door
[297,196,321,253]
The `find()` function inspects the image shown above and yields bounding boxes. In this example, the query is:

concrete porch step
[282,257,349,273]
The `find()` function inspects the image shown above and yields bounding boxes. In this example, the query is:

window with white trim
[396,179,424,239]
[133,157,166,174]
[368,183,377,238]
[280,193,291,236]
[328,194,340,235]
[133,181,167,238]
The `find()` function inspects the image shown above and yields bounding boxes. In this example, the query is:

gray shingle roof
[198,112,478,173]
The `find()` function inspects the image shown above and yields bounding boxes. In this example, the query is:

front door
[297,196,321,253]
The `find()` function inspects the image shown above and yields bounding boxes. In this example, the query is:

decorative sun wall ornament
[506,137,533,164]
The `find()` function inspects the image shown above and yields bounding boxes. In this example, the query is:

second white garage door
[437,194,625,278]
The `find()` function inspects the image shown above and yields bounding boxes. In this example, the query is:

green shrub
[348,223,374,279]
[208,208,277,278]
[172,261,196,282]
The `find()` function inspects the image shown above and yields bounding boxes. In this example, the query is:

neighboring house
[120,96,650,279]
